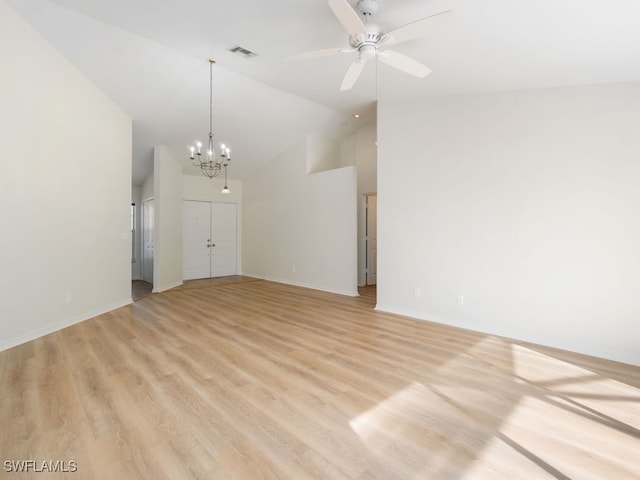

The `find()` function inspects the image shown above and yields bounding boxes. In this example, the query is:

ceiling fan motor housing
[349,22,382,51]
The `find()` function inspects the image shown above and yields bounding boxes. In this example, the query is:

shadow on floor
[132,280,153,301]
[133,276,258,302]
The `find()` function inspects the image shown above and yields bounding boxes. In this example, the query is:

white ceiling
[10,0,640,185]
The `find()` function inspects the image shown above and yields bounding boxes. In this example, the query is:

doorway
[141,198,154,286]
[359,193,378,287]
[365,194,377,285]
[183,200,238,280]
[365,194,377,286]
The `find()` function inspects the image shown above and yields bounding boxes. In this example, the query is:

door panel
[142,199,154,284]
[183,201,238,280]
[183,201,212,280]
[211,203,237,277]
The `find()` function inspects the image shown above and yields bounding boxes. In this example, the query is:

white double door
[183,201,237,280]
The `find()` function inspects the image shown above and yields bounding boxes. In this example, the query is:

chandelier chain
[209,60,213,137]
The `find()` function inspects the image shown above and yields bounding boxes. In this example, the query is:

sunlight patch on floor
[350,382,436,442]
[511,344,640,430]
[349,382,469,477]
[494,394,640,479]
[468,344,640,479]
[348,340,640,478]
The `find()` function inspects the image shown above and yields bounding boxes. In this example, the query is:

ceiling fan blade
[383,10,453,46]
[286,48,350,61]
[340,58,367,91]
[378,50,431,78]
[328,0,367,35]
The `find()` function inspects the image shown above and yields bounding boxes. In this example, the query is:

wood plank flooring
[1,279,639,479]
[131,280,152,301]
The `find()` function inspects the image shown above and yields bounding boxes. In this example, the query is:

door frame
[141,197,154,285]
[182,199,239,280]
[365,194,377,286]
[358,192,377,286]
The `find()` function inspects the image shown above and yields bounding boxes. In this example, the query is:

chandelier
[188,59,232,194]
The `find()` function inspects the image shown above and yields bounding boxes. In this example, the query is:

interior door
[183,201,212,280]
[142,199,154,284]
[366,194,377,285]
[211,203,237,277]
[183,201,238,280]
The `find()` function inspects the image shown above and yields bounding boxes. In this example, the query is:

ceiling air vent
[228,45,257,58]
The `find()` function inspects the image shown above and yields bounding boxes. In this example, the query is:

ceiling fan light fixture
[359,44,377,60]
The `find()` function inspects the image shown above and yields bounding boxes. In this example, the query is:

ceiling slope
[9,0,640,184]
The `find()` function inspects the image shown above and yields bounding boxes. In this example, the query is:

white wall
[377,82,640,366]
[340,122,378,286]
[243,138,359,296]
[153,146,183,292]
[307,130,341,174]
[0,0,132,350]
[339,122,377,194]
[183,174,242,203]
[141,172,154,200]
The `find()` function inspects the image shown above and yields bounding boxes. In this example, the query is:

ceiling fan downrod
[356,0,379,18]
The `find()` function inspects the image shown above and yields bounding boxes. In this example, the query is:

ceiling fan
[287,0,452,91]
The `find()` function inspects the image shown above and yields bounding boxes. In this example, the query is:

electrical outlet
[414,288,421,298]
[65,293,73,304]
[292,265,296,273]
[457,294,464,305]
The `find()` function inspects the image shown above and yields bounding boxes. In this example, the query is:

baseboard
[0,298,133,353]
[153,280,183,293]
[243,272,359,297]
[375,304,640,367]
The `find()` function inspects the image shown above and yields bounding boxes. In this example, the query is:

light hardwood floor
[1,279,639,479]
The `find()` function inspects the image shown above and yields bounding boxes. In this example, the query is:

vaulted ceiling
[10,0,640,185]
